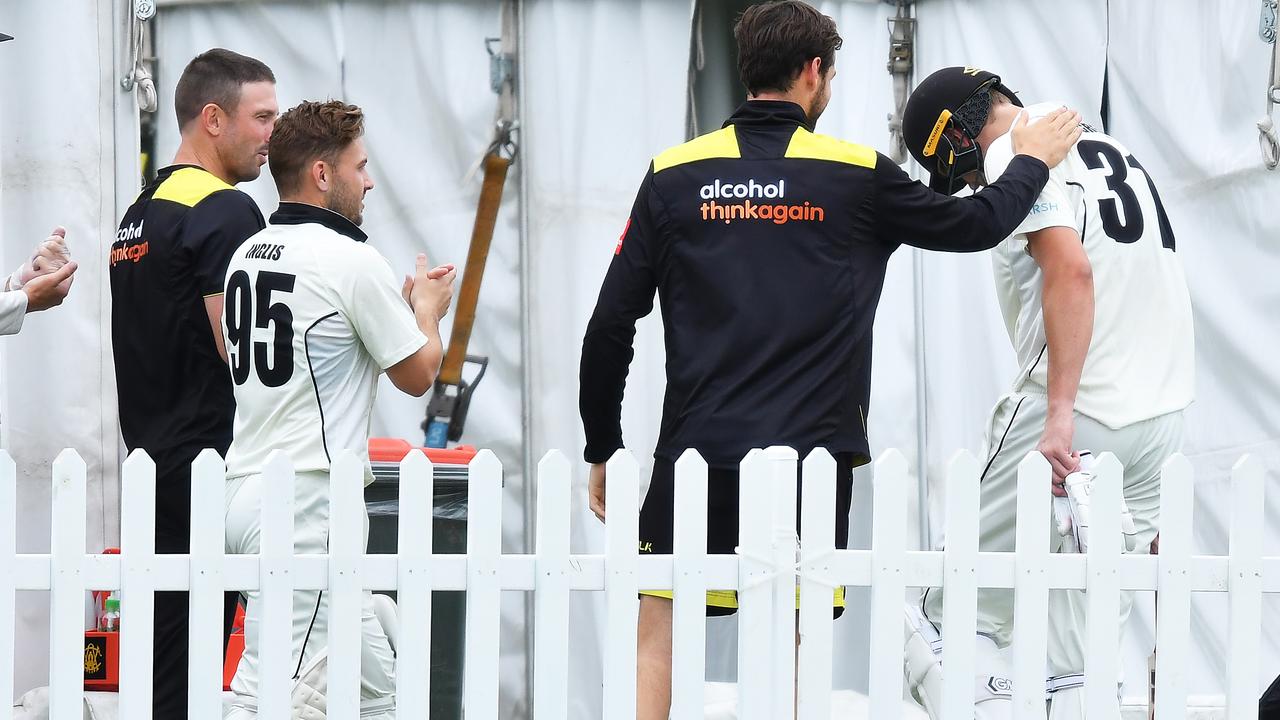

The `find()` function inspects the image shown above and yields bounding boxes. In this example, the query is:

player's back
[986,104,1194,428]
[109,165,264,468]
[222,204,415,481]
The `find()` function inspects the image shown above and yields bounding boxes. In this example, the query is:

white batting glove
[8,227,70,290]
[1055,452,1137,553]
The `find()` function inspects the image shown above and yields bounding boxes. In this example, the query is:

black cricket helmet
[902,66,1022,195]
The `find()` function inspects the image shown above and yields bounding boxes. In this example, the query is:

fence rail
[0,446,1268,719]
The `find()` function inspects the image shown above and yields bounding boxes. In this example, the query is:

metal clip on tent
[1261,0,1280,169]
[121,0,158,112]
[486,37,516,97]
[886,2,917,164]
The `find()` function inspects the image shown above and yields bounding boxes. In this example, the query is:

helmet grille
[953,79,998,139]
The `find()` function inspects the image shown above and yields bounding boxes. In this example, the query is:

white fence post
[670,449,708,720]
[49,450,86,720]
[797,449,836,720]
[1153,453,1193,720]
[940,451,980,720]
[766,446,799,720]
[395,450,434,718]
[327,451,366,718]
[1226,455,1264,720]
[15,443,1280,719]
[257,451,296,719]
[1011,452,1052,719]
[1084,453,1123,715]
[533,450,571,719]
[0,452,15,720]
[119,450,156,720]
[463,450,502,720]
[602,450,639,719]
[736,449,772,720]
[189,449,228,720]
[869,449,908,720]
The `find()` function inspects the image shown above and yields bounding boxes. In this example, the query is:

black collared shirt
[110,164,265,476]
[580,100,1050,468]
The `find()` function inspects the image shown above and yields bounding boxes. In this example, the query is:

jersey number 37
[1077,139,1176,251]
[226,270,297,387]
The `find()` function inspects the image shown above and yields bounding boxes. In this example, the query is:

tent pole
[511,0,537,713]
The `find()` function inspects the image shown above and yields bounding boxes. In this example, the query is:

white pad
[904,605,1020,720]
[288,649,397,720]
[903,607,944,719]
[284,597,400,720]
[1046,675,1087,720]
[372,594,399,655]
[972,634,1014,720]
[291,650,330,720]
[1053,452,1137,553]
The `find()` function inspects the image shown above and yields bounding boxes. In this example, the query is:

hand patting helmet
[902,66,1022,195]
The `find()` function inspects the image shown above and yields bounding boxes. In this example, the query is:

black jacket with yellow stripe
[110,164,265,477]
[580,100,1049,469]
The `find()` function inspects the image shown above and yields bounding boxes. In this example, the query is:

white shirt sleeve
[336,246,428,370]
[1010,167,1076,239]
[984,119,1079,254]
[0,290,27,336]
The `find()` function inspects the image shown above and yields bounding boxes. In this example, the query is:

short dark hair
[174,48,275,129]
[734,1,842,96]
[268,100,365,196]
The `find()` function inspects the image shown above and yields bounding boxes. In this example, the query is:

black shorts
[637,452,856,616]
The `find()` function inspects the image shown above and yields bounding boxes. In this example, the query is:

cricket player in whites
[898,67,1194,719]
[222,100,455,719]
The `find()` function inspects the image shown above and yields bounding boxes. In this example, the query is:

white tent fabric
[0,0,136,700]
[1105,0,1280,696]
[6,0,1279,714]
[520,0,694,711]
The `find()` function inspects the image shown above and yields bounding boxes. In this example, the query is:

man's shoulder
[152,167,250,209]
[652,126,741,173]
[167,173,264,237]
[984,101,1071,182]
[293,228,388,276]
[651,125,880,174]
[781,128,878,169]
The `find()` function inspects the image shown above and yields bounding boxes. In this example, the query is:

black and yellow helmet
[902,66,1022,195]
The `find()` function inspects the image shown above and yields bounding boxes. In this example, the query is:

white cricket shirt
[222,202,427,482]
[983,102,1194,428]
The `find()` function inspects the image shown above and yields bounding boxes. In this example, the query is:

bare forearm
[1042,269,1093,422]
[415,306,445,375]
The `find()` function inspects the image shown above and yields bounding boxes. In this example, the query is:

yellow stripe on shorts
[639,585,846,610]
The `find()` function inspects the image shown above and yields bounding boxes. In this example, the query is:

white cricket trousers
[922,391,1183,681]
[224,470,396,716]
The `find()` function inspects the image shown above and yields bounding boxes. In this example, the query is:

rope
[736,539,840,593]
[121,0,157,113]
[1262,10,1279,170]
[1260,117,1279,171]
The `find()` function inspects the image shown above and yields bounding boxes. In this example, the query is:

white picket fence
[0,446,1268,719]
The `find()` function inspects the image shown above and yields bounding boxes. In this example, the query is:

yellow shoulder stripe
[652,126,740,173]
[784,128,877,169]
[153,167,235,207]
